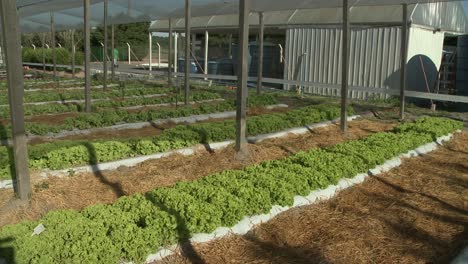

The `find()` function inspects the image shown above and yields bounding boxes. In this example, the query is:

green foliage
[0,117,461,263]
[0,85,171,105]
[0,103,345,179]
[22,47,84,65]
[0,93,271,137]
[91,22,150,60]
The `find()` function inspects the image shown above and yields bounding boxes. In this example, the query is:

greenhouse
[0,0,467,263]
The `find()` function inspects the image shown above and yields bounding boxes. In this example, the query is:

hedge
[0,103,347,179]
[0,117,462,263]
[22,47,84,65]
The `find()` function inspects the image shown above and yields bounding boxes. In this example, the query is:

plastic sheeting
[15,0,468,33]
[150,2,468,33]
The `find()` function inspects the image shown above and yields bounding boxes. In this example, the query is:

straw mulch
[157,132,468,264]
[0,119,394,227]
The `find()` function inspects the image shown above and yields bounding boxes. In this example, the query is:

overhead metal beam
[111,24,115,81]
[185,0,191,105]
[400,4,408,120]
[103,0,108,90]
[340,0,350,133]
[84,0,91,112]
[257,11,264,95]
[50,12,57,80]
[0,0,31,200]
[168,18,173,85]
[236,0,250,154]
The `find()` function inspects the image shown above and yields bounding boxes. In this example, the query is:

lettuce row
[0,102,345,179]
[0,117,461,263]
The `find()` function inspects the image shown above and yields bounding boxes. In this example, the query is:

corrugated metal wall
[285,26,402,99]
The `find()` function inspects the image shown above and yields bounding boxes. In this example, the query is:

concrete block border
[0,114,356,189]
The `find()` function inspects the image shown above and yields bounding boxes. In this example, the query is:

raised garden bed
[0,116,461,263]
[0,102,352,179]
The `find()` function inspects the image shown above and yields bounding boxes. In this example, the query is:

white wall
[407,26,444,68]
[406,26,445,92]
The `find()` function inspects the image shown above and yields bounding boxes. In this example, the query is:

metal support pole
[103,0,108,90]
[50,12,57,80]
[168,18,173,85]
[71,30,76,78]
[157,42,161,68]
[228,34,233,58]
[149,32,152,76]
[204,30,209,79]
[257,12,264,95]
[185,0,191,105]
[0,0,31,200]
[84,0,91,112]
[340,0,350,133]
[236,0,250,154]
[41,33,46,72]
[111,24,115,81]
[127,43,131,64]
[400,4,408,120]
[174,33,178,73]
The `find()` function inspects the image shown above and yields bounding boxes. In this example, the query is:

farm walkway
[156,132,468,264]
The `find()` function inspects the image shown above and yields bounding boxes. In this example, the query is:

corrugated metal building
[150,2,468,99]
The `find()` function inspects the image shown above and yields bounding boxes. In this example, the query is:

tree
[91,21,150,60]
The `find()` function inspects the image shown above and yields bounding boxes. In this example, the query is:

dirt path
[0,119,394,227]
[156,132,468,264]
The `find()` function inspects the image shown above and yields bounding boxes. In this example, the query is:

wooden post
[340,0,350,133]
[168,18,173,85]
[84,0,91,112]
[0,0,31,200]
[236,0,250,154]
[50,12,57,80]
[257,12,264,95]
[111,24,115,81]
[185,0,191,105]
[400,4,408,120]
[103,0,108,90]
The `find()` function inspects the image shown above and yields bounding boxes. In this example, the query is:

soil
[0,119,394,227]
[155,132,468,264]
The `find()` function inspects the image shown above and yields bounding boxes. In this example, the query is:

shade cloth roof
[149,2,468,34]
[15,0,467,33]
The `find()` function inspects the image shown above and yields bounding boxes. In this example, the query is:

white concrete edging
[142,131,458,264]
[0,93,169,107]
[25,101,279,140]
[25,84,118,92]
[0,114,355,188]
